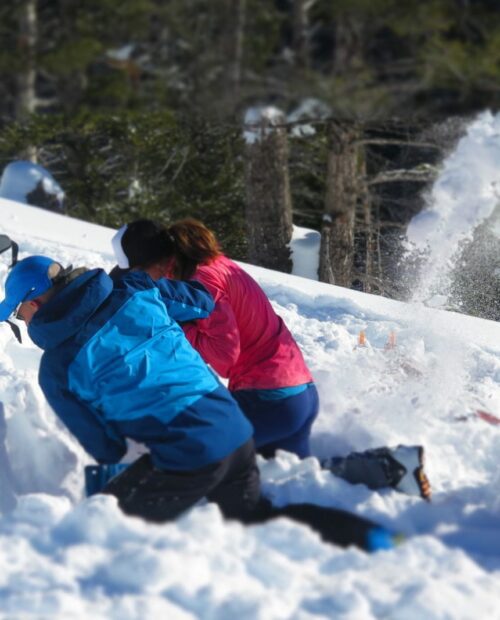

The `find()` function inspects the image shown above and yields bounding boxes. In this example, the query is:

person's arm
[39,360,127,464]
[183,295,241,378]
[155,278,215,323]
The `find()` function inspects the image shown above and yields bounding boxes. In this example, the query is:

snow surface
[287,98,332,138]
[243,106,286,144]
[1,124,500,617]
[290,225,320,280]
[0,161,65,211]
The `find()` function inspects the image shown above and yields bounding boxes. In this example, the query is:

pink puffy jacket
[182,255,313,392]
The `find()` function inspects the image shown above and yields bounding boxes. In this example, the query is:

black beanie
[121,219,171,267]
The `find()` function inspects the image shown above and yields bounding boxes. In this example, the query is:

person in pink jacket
[111,218,431,500]
[112,218,319,459]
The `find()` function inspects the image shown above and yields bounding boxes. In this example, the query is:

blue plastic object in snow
[84,463,130,497]
[365,526,402,551]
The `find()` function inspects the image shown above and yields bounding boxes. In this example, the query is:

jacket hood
[28,269,113,350]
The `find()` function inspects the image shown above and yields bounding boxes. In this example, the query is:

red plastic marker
[476,410,500,426]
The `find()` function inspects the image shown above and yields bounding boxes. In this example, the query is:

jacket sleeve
[155,278,215,323]
[39,358,127,464]
[183,295,241,378]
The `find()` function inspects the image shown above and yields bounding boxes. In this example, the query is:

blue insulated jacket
[29,269,253,470]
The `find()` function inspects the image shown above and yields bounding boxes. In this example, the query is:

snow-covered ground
[1,111,500,618]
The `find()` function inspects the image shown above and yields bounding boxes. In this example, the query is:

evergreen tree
[0,111,248,258]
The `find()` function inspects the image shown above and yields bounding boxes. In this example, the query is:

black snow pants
[101,438,395,552]
[102,438,262,523]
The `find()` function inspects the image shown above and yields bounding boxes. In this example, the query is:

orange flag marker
[384,331,396,350]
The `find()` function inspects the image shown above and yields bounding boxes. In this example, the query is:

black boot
[322,445,431,500]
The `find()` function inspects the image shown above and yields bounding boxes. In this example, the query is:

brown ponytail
[167,218,221,280]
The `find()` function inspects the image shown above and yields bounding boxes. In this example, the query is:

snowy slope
[1,197,500,619]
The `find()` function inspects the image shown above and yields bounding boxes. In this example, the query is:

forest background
[0,0,499,319]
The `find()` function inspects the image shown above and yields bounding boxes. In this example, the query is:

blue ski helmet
[0,255,60,321]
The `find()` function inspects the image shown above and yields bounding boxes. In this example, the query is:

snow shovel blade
[0,234,18,266]
[0,234,11,254]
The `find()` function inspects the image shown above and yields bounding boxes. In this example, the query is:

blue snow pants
[232,383,319,459]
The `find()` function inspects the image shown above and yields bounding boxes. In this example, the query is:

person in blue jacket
[0,254,404,551]
[0,255,258,522]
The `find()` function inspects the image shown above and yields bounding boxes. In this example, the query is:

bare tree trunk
[333,15,364,76]
[244,110,293,273]
[292,0,312,70]
[230,0,246,102]
[318,121,363,286]
[218,0,247,113]
[16,0,37,161]
[362,187,376,293]
[352,168,376,294]
[58,0,87,113]
[16,0,37,119]
[358,150,377,293]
